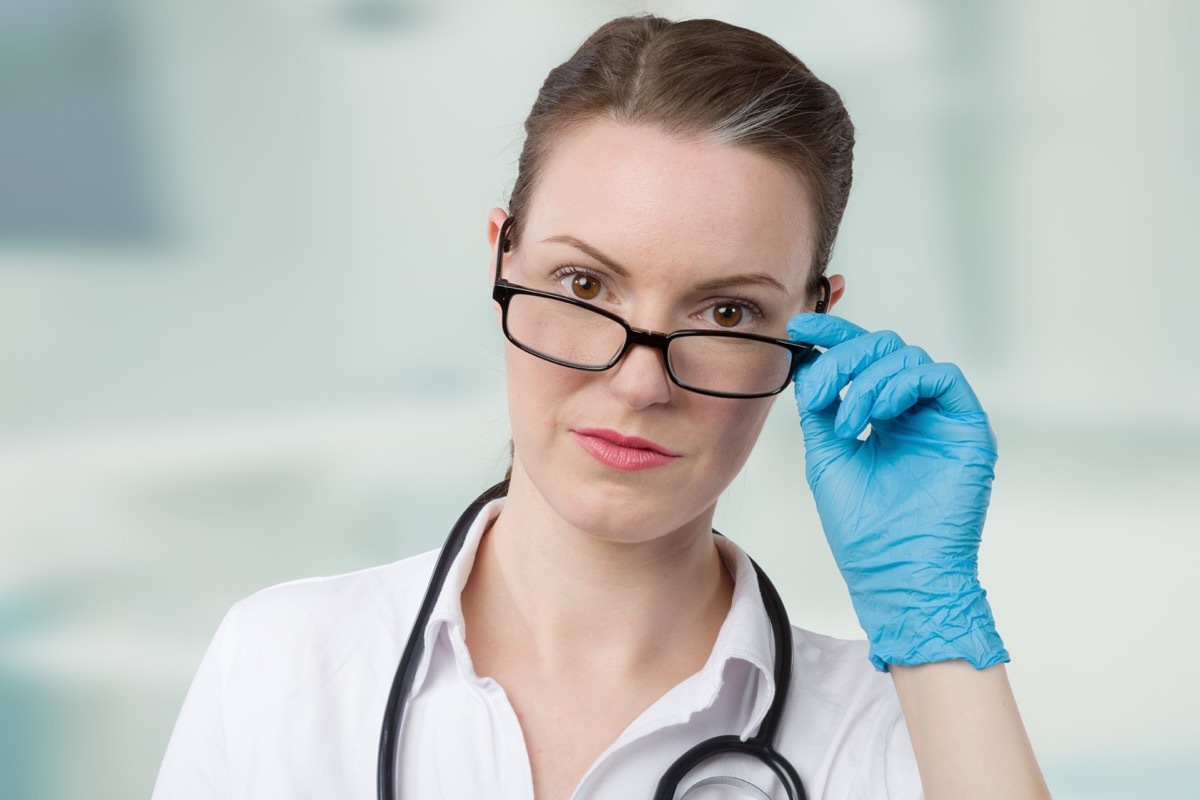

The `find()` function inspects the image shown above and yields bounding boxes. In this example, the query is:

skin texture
[891,662,1051,799]
[494,121,836,549]
[462,120,841,800]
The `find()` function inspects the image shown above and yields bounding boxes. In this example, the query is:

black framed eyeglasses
[491,217,829,399]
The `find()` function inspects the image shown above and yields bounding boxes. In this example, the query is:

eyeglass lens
[505,293,793,397]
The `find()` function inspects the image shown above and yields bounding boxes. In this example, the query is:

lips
[571,428,680,472]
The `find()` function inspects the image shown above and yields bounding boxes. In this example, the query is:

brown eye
[713,304,744,327]
[570,273,601,300]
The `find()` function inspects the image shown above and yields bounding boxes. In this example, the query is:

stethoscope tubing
[377,481,805,800]
[376,481,509,800]
[651,555,805,799]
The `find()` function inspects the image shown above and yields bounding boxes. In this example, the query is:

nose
[606,340,674,409]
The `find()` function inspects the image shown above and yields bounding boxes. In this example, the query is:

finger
[869,362,986,420]
[834,345,933,438]
[794,390,841,449]
[795,396,858,479]
[794,329,908,412]
[786,313,868,349]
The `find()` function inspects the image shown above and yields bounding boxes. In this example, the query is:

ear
[487,207,509,321]
[486,207,509,269]
[825,273,846,312]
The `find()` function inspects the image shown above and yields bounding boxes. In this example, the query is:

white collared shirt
[153,499,923,799]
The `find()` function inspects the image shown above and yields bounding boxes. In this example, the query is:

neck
[462,468,733,676]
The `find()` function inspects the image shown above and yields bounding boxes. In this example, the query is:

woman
[154,16,1049,800]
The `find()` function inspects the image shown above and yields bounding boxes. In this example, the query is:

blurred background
[1,0,1197,797]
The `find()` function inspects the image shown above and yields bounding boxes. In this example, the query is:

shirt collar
[708,534,778,737]
[617,535,777,742]
[409,496,505,696]
[408,499,778,738]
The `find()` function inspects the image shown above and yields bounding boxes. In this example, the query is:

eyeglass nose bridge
[614,326,676,370]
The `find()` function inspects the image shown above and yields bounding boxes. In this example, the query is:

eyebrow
[540,234,789,293]
[693,274,788,293]
[541,235,631,277]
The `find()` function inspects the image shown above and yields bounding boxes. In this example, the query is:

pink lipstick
[571,428,679,472]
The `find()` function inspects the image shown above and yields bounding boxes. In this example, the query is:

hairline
[510,113,826,289]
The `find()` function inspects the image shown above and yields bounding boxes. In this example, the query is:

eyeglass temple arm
[495,216,516,282]
[787,276,831,380]
[814,275,831,314]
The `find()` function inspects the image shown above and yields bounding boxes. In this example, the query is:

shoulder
[154,550,445,797]
[213,549,440,671]
[781,626,923,797]
[234,548,438,619]
[791,626,876,674]
[788,625,899,709]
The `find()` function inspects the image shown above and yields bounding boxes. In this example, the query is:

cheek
[672,393,772,489]
[692,397,775,477]
[504,346,583,437]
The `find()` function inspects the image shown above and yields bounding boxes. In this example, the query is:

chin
[525,459,721,545]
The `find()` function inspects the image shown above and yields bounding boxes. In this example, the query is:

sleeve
[150,608,238,800]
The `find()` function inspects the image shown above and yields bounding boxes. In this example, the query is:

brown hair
[507,15,855,295]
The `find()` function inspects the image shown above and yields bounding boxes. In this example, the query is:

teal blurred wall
[1,1,1197,797]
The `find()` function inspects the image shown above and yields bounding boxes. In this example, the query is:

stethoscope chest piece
[681,775,774,800]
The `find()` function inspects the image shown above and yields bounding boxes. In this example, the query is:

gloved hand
[786,313,1008,672]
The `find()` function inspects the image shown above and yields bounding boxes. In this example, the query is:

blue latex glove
[787,313,1009,672]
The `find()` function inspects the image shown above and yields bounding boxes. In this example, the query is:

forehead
[521,120,817,293]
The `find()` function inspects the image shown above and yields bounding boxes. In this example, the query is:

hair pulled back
[508,15,856,290]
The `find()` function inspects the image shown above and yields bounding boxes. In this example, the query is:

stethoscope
[376,480,807,800]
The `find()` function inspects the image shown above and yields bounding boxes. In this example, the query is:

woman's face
[490,120,838,544]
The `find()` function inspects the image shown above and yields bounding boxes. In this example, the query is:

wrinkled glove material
[788,313,1009,672]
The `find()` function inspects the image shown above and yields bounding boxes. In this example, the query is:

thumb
[796,397,856,482]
